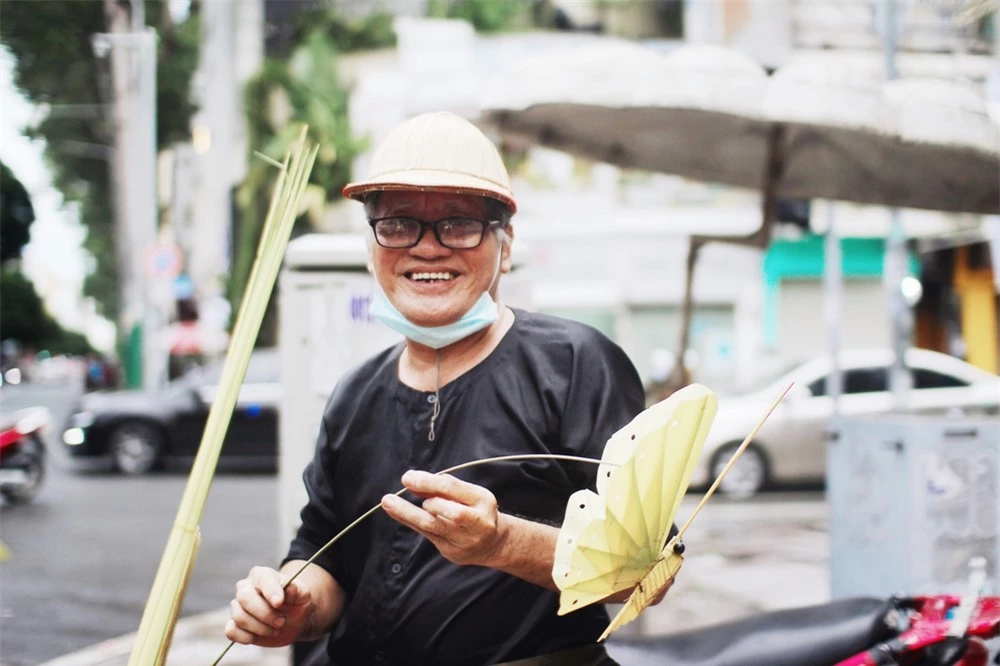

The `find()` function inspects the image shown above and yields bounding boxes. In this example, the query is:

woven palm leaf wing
[552,384,717,638]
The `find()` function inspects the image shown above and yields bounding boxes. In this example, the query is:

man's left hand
[382,470,508,567]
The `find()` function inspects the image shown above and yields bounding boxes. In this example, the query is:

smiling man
[226,112,648,665]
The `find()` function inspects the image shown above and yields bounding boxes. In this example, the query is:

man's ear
[365,235,375,274]
[500,225,515,274]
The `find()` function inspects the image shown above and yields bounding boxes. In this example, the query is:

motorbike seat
[605,597,897,666]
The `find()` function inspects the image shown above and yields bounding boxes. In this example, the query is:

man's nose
[410,225,451,258]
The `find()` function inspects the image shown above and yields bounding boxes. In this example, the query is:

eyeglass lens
[372,217,488,249]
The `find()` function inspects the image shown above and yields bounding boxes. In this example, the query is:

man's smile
[406,271,459,283]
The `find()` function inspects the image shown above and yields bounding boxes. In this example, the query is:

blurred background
[0,1,998,665]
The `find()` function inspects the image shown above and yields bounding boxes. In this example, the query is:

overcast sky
[1,46,115,352]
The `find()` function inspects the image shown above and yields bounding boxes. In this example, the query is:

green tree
[0,1,200,324]
[0,264,94,356]
[233,12,396,340]
[279,7,397,57]
[0,163,35,263]
[427,0,534,31]
[0,163,94,355]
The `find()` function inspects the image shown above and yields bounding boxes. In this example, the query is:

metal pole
[129,0,144,33]
[193,0,236,357]
[129,0,165,389]
[823,202,843,414]
[882,0,912,409]
[136,28,163,389]
[97,0,140,388]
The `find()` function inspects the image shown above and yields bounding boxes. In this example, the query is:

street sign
[146,243,183,280]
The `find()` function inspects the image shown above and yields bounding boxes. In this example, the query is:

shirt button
[391,563,402,574]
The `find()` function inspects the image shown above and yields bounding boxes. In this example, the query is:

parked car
[62,349,280,474]
[689,348,1000,497]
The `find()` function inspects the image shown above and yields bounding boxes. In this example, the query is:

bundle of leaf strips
[127,128,319,666]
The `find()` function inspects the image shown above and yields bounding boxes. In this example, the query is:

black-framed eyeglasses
[368,216,500,250]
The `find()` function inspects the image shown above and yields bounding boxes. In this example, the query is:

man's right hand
[226,566,315,648]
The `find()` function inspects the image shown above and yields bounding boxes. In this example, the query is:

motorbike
[606,558,999,666]
[0,406,50,503]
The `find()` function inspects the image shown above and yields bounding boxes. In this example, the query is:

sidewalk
[40,495,830,666]
[37,609,289,666]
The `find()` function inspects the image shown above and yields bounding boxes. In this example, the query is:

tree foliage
[0,163,35,263]
[0,0,200,324]
[427,0,534,32]
[232,11,395,339]
[0,164,94,355]
[276,7,397,57]
[1,263,95,356]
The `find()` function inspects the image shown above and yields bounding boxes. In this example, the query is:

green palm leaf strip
[127,126,319,666]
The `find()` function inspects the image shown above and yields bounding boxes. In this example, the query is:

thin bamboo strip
[675,383,793,541]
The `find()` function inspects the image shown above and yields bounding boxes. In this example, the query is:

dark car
[61,349,280,474]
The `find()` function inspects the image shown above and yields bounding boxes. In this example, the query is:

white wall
[776,278,891,365]
[684,0,793,68]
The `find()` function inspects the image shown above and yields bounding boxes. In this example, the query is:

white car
[689,348,1000,497]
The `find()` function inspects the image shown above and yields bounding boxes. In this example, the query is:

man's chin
[399,306,464,329]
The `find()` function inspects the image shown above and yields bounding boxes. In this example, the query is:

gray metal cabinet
[828,414,999,599]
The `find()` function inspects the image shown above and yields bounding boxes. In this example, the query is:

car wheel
[711,443,769,498]
[109,422,163,475]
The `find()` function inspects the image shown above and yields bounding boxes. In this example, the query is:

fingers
[227,598,284,643]
[226,567,291,645]
[420,496,465,524]
[384,471,496,535]
[282,579,312,607]
[401,471,492,506]
[383,471,504,567]
[381,493,453,535]
[252,566,287,608]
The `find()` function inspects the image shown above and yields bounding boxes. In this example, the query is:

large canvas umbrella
[483,43,999,211]
[481,42,1000,386]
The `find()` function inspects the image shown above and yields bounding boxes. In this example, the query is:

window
[843,368,888,394]
[913,368,967,390]
[809,368,888,396]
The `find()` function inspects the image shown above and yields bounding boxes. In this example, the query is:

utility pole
[99,0,138,387]
[95,0,160,389]
[881,0,913,410]
[823,201,843,414]
[191,0,236,356]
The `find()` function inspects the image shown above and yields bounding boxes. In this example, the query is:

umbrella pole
[670,237,703,390]
[754,125,785,248]
[672,125,785,389]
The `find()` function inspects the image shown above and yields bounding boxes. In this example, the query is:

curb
[39,608,290,666]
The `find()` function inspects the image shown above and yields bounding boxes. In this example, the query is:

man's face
[369,191,513,327]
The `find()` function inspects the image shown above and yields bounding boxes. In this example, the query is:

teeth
[411,272,455,281]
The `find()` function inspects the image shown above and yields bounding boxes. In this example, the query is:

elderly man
[226,112,649,665]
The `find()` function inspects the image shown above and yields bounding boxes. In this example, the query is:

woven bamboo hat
[343,111,517,213]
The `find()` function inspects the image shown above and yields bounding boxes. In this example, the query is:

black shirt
[285,309,646,666]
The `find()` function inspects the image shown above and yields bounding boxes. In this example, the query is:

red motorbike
[607,559,999,666]
[0,407,50,504]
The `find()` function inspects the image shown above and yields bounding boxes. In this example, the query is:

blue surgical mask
[370,287,498,350]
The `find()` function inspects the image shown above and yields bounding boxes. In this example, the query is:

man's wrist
[486,513,560,590]
[484,512,515,569]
